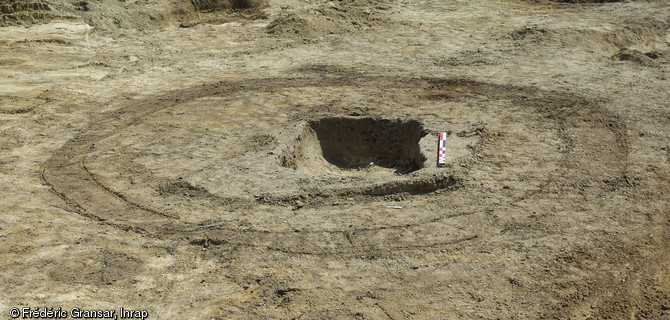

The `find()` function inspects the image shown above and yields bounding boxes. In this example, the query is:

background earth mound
[0,0,266,28]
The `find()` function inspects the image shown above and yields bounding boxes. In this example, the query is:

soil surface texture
[1,0,669,318]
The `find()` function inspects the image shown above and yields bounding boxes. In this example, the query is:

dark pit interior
[282,117,427,175]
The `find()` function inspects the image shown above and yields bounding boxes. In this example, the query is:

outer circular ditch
[45,74,615,255]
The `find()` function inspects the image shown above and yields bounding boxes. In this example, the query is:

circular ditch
[41,74,629,255]
[280,117,428,175]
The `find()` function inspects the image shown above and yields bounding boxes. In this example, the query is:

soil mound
[508,21,669,56]
[267,11,351,38]
[191,0,264,11]
[612,48,661,67]
[0,0,64,26]
[0,0,266,29]
[266,2,384,38]
[1,0,172,28]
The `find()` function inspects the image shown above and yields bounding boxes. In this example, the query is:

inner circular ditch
[281,117,428,175]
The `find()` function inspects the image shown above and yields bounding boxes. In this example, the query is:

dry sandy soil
[1,0,669,318]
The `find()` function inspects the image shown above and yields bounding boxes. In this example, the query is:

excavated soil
[1,0,669,319]
[281,117,428,174]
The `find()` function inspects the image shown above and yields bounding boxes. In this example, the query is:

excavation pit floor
[281,117,429,175]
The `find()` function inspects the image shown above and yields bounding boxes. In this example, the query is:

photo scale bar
[437,132,447,167]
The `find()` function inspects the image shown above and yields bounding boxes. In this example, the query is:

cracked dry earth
[1,0,670,318]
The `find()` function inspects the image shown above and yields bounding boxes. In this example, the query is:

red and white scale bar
[437,132,447,166]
